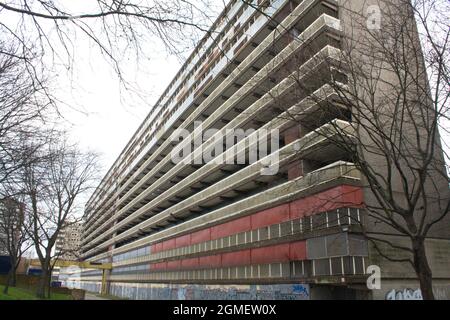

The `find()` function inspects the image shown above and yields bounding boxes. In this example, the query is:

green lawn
[0,285,72,300]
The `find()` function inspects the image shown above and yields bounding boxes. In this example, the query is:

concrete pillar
[284,125,304,180]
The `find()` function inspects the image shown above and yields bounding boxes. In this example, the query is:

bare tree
[0,0,220,86]
[0,42,55,186]
[20,134,99,298]
[261,0,449,299]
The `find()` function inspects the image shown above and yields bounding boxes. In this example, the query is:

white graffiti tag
[386,288,423,300]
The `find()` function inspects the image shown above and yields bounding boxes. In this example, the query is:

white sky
[56,47,183,174]
[47,1,224,177]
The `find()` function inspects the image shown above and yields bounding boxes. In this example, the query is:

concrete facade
[55,222,83,261]
[72,0,450,299]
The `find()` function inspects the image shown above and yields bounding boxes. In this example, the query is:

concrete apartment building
[67,0,450,299]
[0,198,24,256]
[55,222,83,261]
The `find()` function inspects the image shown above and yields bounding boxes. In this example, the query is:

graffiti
[292,284,309,297]
[177,287,186,300]
[385,288,423,300]
[67,281,310,300]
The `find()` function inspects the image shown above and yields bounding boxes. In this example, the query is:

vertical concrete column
[284,125,304,180]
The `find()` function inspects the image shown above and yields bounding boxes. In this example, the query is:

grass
[0,284,72,300]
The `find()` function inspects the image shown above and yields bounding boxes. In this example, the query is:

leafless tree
[0,42,55,187]
[0,0,221,87]
[19,134,99,298]
[261,0,449,299]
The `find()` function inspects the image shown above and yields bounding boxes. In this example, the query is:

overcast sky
[47,1,224,178]
[56,47,183,174]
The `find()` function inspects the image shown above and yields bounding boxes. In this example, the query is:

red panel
[166,260,181,270]
[175,234,191,247]
[151,262,167,270]
[162,238,176,251]
[190,228,211,245]
[181,257,199,269]
[341,185,364,206]
[199,254,221,268]
[151,244,157,253]
[289,241,307,260]
[289,185,363,219]
[284,125,301,144]
[152,242,164,253]
[149,185,362,256]
[251,204,290,229]
[251,243,290,264]
[211,216,251,239]
[287,160,303,180]
[221,250,251,267]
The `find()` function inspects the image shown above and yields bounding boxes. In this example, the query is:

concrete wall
[368,237,450,299]
[98,282,310,300]
[371,279,450,300]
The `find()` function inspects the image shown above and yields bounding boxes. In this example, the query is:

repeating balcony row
[84,161,361,261]
[82,0,291,229]
[84,0,251,214]
[75,256,367,283]
[113,0,288,184]
[83,0,338,237]
[108,182,362,265]
[83,33,344,248]
[85,0,291,214]
[83,119,356,255]
[112,207,362,268]
[83,113,354,253]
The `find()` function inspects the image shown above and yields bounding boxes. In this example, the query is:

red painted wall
[251,243,290,264]
[191,228,211,245]
[150,241,307,271]
[251,204,290,229]
[210,216,251,239]
[222,250,251,267]
[162,238,176,251]
[149,185,362,253]
[289,241,307,261]
[199,254,222,268]
[289,185,363,218]
[175,234,191,247]
[167,260,181,269]
[181,257,199,268]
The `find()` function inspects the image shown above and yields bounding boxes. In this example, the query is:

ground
[0,285,72,300]
[85,292,110,300]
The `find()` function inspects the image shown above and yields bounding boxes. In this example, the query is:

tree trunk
[3,254,18,295]
[47,272,52,298]
[11,271,16,287]
[36,267,48,299]
[2,269,14,295]
[412,237,435,300]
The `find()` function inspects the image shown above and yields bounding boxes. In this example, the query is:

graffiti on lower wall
[64,281,310,300]
[385,288,423,300]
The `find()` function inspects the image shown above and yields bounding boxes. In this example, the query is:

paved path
[85,293,110,300]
